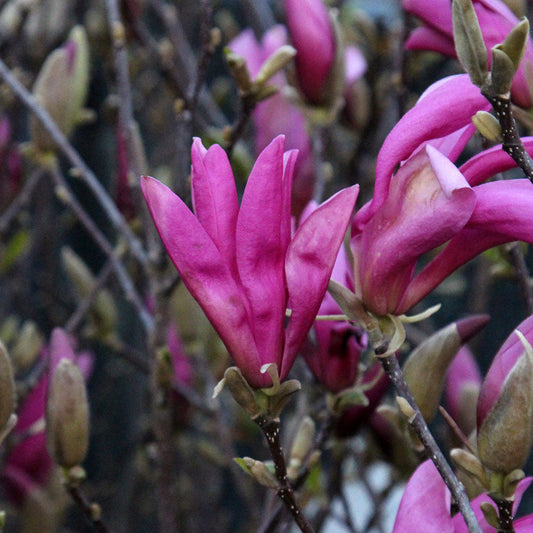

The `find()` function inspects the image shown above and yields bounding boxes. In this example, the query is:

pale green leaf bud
[46,359,89,468]
[255,45,296,86]
[241,457,278,489]
[452,0,489,87]
[0,341,15,433]
[503,469,525,498]
[222,367,260,418]
[491,47,515,96]
[224,49,252,93]
[450,448,488,487]
[472,111,503,142]
[497,18,529,73]
[480,502,500,528]
[477,348,533,474]
[288,416,315,480]
[396,396,416,423]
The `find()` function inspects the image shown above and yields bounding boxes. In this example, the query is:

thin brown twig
[48,164,153,333]
[0,57,149,268]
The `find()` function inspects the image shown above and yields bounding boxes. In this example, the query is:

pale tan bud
[46,359,89,468]
[497,18,529,74]
[0,341,15,430]
[224,50,252,93]
[491,47,516,96]
[480,502,500,528]
[473,111,503,142]
[450,448,488,487]
[242,457,278,489]
[31,25,90,152]
[216,367,260,418]
[255,45,296,86]
[477,348,533,474]
[11,321,44,373]
[288,416,315,479]
[452,0,489,87]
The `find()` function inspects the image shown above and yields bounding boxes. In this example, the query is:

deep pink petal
[353,147,476,315]
[460,137,533,186]
[403,179,533,313]
[405,26,456,56]
[282,185,358,378]
[141,176,264,385]
[236,136,287,368]
[190,139,239,279]
[403,0,453,35]
[392,460,454,533]
[365,75,489,225]
[48,327,76,371]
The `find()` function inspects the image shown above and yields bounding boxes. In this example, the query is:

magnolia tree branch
[254,416,315,533]
[376,351,483,533]
[65,481,111,533]
[492,497,516,533]
[481,90,533,182]
[0,57,149,268]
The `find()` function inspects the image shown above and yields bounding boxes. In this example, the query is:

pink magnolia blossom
[284,0,336,105]
[350,74,533,316]
[1,328,92,505]
[141,136,358,388]
[403,0,533,108]
[393,459,533,532]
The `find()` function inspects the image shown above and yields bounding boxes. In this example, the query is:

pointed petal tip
[456,314,490,342]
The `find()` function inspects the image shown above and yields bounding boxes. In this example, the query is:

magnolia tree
[1,0,533,531]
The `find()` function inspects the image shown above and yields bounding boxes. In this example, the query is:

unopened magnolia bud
[473,111,503,142]
[477,346,533,474]
[480,502,500,529]
[402,316,488,422]
[31,25,90,152]
[240,457,278,489]
[46,359,89,468]
[452,0,489,87]
[0,341,15,432]
[255,45,296,86]
[288,416,315,479]
[450,448,487,487]
[11,321,44,373]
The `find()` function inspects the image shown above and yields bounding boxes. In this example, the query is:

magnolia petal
[405,26,456,56]
[141,176,263,385]
[460,137,533,186]
[282,185,358,378]
[392,460,454,533]
[236,136,287,367]
[402,179,533,313]
[366,75,489,223]
[190,139,240,278]
[354,147,476,316]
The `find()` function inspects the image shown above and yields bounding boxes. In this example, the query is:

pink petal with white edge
[282,185,358,378]
[236,136,287,368]
[191,139,239,279]
[141,176,264,386]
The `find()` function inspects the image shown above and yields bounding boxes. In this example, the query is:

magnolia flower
[1,329,92,505]
[393,459,533,532]
[348,74,533,317]
[403,0,533,108]
[142,136,358,388]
